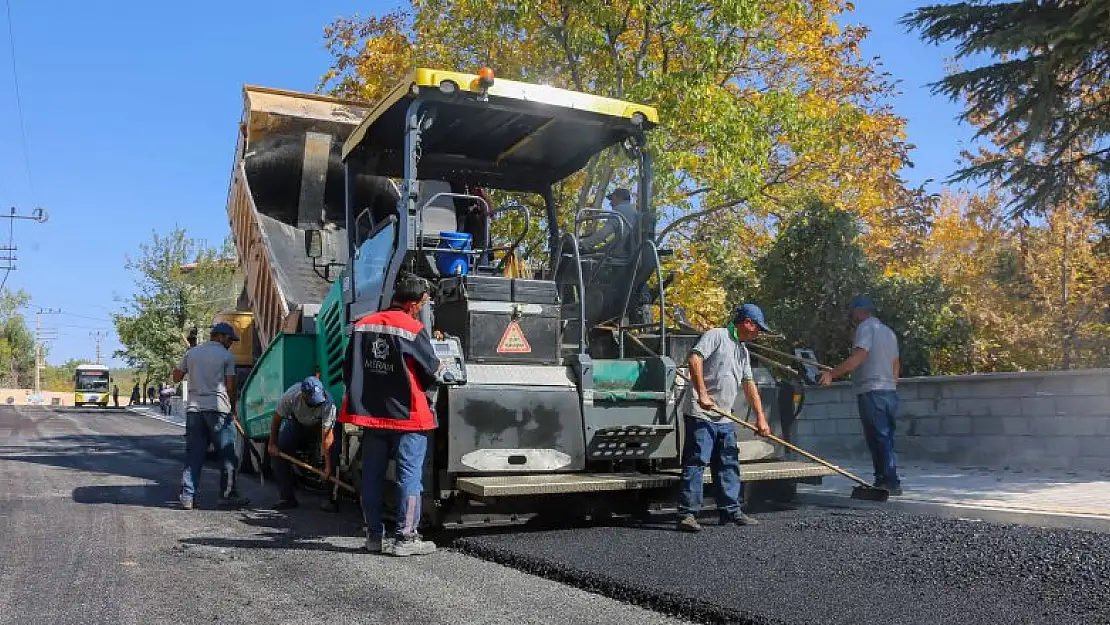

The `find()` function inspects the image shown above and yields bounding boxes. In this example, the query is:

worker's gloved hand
[436,368,458,385]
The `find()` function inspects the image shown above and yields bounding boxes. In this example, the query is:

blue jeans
[678,415,741,517]
[182,410,238,499]
[361,429,428,540]
[274,419,341,500]
[857,391,900,488]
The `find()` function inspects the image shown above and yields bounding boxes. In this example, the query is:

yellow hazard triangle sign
[496,320,532,353]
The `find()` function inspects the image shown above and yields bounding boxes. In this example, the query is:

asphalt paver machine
[227,68,832,528]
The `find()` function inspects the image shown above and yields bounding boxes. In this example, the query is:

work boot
[272,498,299,510]
[365,535,395,554]
[179,495,194,510]
[676,515,702,533]
[319,499,339,513]
[721,511,759,526]
[879,482,903,497]
[217,495,250,509]
[390,535,437,557]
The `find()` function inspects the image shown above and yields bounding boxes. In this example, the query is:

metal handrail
[573,208,632,258]
[553,234,588,356]
[415,191,490,253]
[617,239,666,359]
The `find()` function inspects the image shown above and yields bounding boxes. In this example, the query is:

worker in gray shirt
[580,187,639,255]
[173,322,250,510]
[819,295,902,495]
[267,376,341,511]
[677,303,772,533]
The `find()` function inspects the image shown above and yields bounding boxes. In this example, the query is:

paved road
[0,405,691,625]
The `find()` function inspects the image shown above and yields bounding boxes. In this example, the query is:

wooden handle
[276,451,358,494]
[702,403,871,487]
[746,342,833,372]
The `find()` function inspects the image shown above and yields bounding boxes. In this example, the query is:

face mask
[728,321,739,342]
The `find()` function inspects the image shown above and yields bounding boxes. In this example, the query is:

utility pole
[90,331,107,365]
[0,207,48,279]
[34,308,60,396]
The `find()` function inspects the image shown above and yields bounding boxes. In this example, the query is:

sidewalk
[797,459,1110,531]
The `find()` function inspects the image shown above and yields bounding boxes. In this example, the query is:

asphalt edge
[796,491,1110,534]
[451,537,798,625]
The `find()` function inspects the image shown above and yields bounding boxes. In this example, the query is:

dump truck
[224,69,833,527]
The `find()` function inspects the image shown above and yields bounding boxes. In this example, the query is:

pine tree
[903,0,1110,217]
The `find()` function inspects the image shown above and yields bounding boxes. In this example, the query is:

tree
[903,0,1110,218]
[918,187,1110,372]
[113,229,240,389]
[41,359,92,393]
[0,289,36,388]
[320,0,924,318]
[754,199,970,375]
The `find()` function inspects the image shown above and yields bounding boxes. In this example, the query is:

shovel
[276,450,358,494]
[694,396,888,503]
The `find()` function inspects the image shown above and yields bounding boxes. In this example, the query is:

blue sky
[0,1,972,367]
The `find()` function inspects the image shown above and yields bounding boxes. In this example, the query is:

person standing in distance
[267,376,341,512]
[173,322,250,510]
[819,295,902,495]
[676,303,773,532]
[339,274,443,556]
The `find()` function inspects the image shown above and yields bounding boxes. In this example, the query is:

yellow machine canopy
[342,68,659,192]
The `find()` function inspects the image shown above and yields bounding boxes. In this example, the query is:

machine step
[457,473,678,497]
[455,460,835,497]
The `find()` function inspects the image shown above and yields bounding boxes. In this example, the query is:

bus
[74,364,111,407]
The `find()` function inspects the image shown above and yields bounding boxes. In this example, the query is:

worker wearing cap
[267,376,341,511]
[676,303,773,532]
[819,295,902,495]
[339,273,445,556]
[173,322,250,510]
[580,187,639,254]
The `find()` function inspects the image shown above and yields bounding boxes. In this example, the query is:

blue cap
[300,376,327,406]
[848,295,875,310]
[211,322,240,342]
[733,303,773,333]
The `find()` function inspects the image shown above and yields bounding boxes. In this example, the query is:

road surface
[0,405,690,625]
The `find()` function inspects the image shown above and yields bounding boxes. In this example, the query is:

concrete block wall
[794,369,1110,471]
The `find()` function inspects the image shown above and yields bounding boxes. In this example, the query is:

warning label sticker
[496,320,532,353]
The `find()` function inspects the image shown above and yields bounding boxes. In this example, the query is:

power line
[4,0,35,196]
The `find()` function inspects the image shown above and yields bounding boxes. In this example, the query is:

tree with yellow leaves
[319,0,922,323]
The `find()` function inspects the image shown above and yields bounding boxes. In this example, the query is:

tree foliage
[113,229,240,387]
[0,289,36,388]
[320,0,923,318]
[753,199,970,376]
[920,189,1110,371]
[903,0,1110,217]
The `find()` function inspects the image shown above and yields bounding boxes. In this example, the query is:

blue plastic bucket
[436,231,473,276]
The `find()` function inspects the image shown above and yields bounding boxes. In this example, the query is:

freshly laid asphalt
[452,507,1110,625]
[4,403,1107,625]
